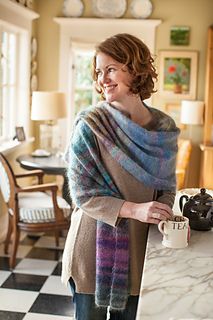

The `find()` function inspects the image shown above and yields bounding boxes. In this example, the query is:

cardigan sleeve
[156,190,176,209]
[81,196,125,227]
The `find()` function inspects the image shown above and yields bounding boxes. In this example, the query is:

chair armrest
[17,183,66,222]
[15,170,44,184]
[16,183,58,193]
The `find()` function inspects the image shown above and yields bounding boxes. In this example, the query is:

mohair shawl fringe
[66,102,179,310]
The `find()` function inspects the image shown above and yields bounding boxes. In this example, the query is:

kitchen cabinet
[200,25,213,188]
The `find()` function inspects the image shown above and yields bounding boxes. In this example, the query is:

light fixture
[180,100,204,125]
[180,100,204,139]
[31,91,67,153]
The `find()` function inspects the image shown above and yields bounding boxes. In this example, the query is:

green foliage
[74,51,99,115]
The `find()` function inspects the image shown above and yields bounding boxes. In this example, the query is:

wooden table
[16,154,71,205]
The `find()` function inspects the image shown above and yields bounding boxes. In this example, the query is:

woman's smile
[104,84,117,94]
[95,52,133,104]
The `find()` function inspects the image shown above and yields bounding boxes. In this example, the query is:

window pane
[0,29,17,139]
[74,52,93,87]
[73,50,100,116]
[74,89,93,115]
[8,33,16,84]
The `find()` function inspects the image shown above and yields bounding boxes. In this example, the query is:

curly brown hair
[92,33,158,101]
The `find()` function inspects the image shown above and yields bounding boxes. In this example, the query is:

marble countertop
[136,225,213,320]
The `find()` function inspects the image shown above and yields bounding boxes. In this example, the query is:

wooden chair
[176,139,192,190]
[0,153,71,269]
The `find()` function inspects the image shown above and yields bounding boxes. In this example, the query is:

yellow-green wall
[1,0,213,227]
[35,0,213,98]
[34,0,213,187]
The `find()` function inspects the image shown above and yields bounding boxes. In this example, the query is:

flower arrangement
[168,65,187,85]
[160,52,197,97]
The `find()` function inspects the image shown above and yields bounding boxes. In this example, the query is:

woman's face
[95,52,134,105]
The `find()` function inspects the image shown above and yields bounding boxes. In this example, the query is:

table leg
[62,175,72,206]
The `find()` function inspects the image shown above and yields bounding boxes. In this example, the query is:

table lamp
[31,91,67,153]
[180,100,204,138]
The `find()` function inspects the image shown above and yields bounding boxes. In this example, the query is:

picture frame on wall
[170,26,190,46]
[158,50,198,100]
[15,126,26,141]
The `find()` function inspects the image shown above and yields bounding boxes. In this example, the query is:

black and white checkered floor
[0,232,74,320]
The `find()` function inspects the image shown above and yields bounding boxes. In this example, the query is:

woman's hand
[120,201,173,224]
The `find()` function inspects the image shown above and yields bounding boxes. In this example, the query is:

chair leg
[4,214,13,254]
[55,231,59,247]
[10,226,20,269]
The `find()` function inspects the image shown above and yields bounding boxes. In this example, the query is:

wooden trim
[204,26,213,144]
[200,144,213,151]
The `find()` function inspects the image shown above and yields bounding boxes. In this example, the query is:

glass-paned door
[72,49,99,116]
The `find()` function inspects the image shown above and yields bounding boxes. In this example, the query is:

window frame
[71,47,98,117]
[0,0,39,144]
[0,23,19,141]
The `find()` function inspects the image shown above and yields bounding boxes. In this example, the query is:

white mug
[158,215,189,249]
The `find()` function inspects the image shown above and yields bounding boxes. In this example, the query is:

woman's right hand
[120,201,173,224]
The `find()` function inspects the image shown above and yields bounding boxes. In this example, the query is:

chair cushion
[18,191,71,223]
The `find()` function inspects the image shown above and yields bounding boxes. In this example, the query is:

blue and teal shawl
[66,102,179,310]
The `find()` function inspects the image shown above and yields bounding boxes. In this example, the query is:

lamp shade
[180,100,204,125]
[31,91,67,120]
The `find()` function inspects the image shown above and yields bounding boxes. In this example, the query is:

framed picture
[170,26,190,46]
[15,126,26,141]
[158,50,198,100]
[164,103,185,130]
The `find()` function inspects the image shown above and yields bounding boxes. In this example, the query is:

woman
[62,33,179,320]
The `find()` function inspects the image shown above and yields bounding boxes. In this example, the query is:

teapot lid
[192,188,213,203]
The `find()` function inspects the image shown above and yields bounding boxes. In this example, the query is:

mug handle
[158,220,168,236]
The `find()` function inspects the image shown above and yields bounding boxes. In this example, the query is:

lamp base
[39,123,61,154]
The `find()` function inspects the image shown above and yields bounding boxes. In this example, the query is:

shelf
[0,0,39,20]
[54,17,162,27]
[53,17,161,48]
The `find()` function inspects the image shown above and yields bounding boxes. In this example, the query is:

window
[0,1,39,145]
[0,26,18,140]
[72,48,99,117]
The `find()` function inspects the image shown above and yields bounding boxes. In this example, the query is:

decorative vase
[62,0,84,17]
[92,0,127,18]
[130,0,153,19]
[173,84,182,94]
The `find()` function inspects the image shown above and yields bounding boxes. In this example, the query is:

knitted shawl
[66,102,179,310]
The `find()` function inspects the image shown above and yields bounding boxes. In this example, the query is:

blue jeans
[69,278,139,320]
